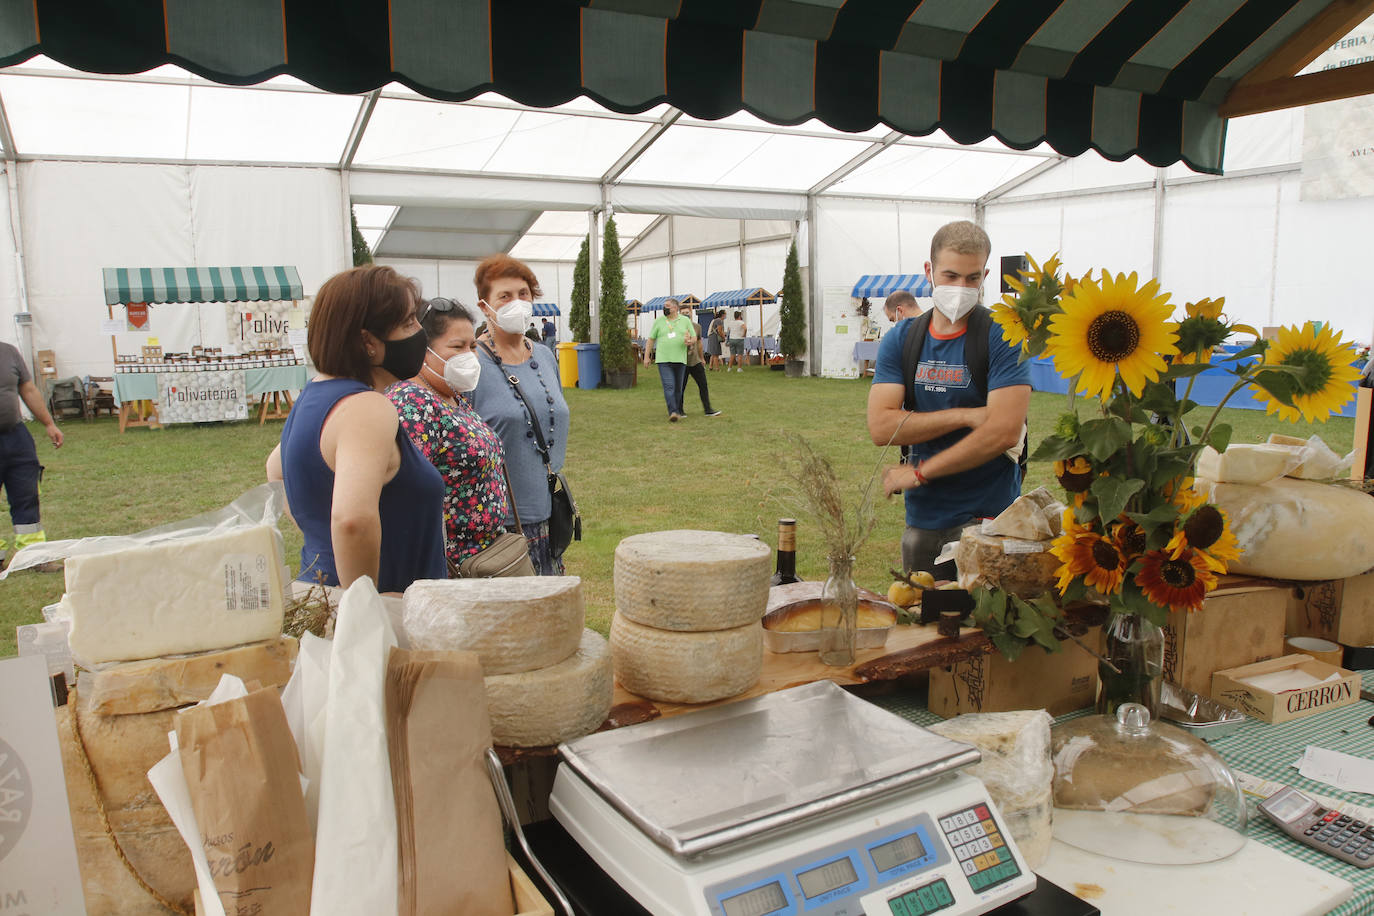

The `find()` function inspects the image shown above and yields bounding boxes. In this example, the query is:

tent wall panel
[897,204,982,275]
[745,219,794,240]
[704,247,742,294]
[1274,173,1374,342]
[744,240,788,296]
[0,166,23,349]
[1000,151,1157,200]
[673,215,742,250]
[672,252,707,299]
[1057,193,1156,285]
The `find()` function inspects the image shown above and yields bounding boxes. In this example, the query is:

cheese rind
[610,611,762,704]
[402,576,584,675]
[65,524,287,665]
[484,629,613,747]
[79,637,298,715]
[614,530,770,631]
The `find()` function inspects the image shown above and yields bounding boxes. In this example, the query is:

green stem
[1198,376,1252,445]
[1173,371,1198,449]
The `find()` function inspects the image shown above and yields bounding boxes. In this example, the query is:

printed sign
[125,303,149,331]
[227,301,295,352]
[156,370,249,423]
[1302,18,1374,201]
[0,655,87,915]
[99,318,123,336]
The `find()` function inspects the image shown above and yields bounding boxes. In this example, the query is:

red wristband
[914,462,930,486]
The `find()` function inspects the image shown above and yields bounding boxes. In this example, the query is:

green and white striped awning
[102,266,303,306]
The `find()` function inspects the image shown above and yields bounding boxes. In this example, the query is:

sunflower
[1251,323,1361,423]
[1163,476,1207,513]
[1111,518,1149,561]
[1175,297,1260,365]
[1054,456,1094,493]
[1137,547,1218,613]
[991,296,1032,352]
[1165,504,1241,573]
[1046,271,1179,400]
[995,253,1062,353]
[1050,523,1127,595]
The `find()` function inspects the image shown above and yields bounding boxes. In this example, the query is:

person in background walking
[644,297,696,422]
[0,341,62,569]
[706,308,727,370]
[682,309,722,417]
[728,310,748,372]
[542,317,556,345]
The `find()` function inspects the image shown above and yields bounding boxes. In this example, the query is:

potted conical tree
[570,236,590,343]
[779,239,807,377]
[599,216,636,389]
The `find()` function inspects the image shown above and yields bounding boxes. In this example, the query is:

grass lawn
[0,367,1357,657]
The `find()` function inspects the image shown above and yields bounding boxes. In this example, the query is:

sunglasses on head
[420,297,462,322]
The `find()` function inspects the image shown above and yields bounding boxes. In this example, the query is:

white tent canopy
[2,17,1373,380]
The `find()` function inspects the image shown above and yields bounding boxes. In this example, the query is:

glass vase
[818,555,859,667]
[1096,611,1164,718]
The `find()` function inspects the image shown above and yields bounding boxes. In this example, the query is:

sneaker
[706,409,723,417]
[737,367,744,373]
[668,413,679,422]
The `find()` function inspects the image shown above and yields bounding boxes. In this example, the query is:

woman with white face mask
[467,255,572,575]
[384,297,513,573]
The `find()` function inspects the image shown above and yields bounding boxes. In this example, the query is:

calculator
[1258,786,1374,868]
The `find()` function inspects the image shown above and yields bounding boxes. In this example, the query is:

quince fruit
[910,570,936,589]
[887,581,918,607]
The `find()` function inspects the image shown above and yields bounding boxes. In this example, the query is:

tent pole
[588,208,600,345]
[806,200,819,377]
[1151,168,1166,280]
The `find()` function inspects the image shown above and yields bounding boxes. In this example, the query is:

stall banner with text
[1302,20,1374,201]
[125,302,149,331]
[0,655,87,915]
[157,369,249,423]
[226,300,297,352]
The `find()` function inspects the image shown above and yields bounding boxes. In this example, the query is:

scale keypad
[937,805,1021,893]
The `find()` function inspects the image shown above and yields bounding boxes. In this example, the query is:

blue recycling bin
[575,343,601,390]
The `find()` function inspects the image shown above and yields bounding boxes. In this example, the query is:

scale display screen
[870,831,928,873]
[796,856,859,899]
[721,881,788,916]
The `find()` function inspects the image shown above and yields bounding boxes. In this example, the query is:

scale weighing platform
[549,681,1087,916]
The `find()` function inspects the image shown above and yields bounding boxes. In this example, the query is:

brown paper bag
[387,648,513,916]
[177,686,314,916]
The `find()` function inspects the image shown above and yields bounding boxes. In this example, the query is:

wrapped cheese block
[614,530,770,631]
[65,524,288,665]
[402,576,584,676]
[1266,433,1348,479]
[1197,477,1374,580]
[80,637,298,716]
[984,487,1065,540]
[1196,444,1299,485]
[954,529,1061,597]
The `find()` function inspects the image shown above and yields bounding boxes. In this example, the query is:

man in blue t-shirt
[866,221,1031,575]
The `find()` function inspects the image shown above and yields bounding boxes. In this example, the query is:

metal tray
[1160,681,1246,739]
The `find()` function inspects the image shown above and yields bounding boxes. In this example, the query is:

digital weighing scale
[550,681,1040,916]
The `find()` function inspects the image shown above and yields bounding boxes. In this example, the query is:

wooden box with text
[927,628,1100,717]
[1163,581,1287,696]
[1211,655,1359,724]
[1285,572,1374,647]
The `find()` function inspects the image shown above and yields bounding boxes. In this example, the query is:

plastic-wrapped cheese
[402,576,583,675]
[610,611,762,704]
[484,629,613,747]
[614,530,770,631]
[1198,477,1374,580]
[1196,444,1298,485]
[65,524,287,665]
[954,530,1061,597]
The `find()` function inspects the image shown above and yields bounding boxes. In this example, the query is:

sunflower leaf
[1118,579,1173,627]
[1163,362,1214,380]
[1223,340,1269,362]
[1091,475,1145,525]
[1080,418,1133,462]
[1207,423,1233,453]
[991,630,1026,662]
[1032,434,1086,462]
[1127,504,1180,537]
[1251,368,1298,406]
[1031,624,1063,652]
[1136,384,1179,416]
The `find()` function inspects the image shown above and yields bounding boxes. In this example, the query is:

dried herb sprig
[774,435,881,563]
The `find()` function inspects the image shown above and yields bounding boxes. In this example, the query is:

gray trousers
[901,523,975,578]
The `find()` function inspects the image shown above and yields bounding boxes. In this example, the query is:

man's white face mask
[930,285,980,323]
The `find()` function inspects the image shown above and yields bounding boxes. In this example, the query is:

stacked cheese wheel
[402,576,612,747]
[610,530,770,704]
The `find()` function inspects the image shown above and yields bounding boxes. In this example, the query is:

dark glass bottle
[769,518,801,585]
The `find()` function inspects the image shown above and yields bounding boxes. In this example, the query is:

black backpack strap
[964,304,1030,477]
[900,311,933,413]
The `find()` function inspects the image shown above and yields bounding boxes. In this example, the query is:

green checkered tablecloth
[866,673,1374,916]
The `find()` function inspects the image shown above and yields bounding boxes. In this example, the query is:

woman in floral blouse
[386,297,512,572]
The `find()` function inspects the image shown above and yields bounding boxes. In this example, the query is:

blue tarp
[532,302,559,317]
[851,274,932,298]
[701,288,774,308]
[642,294,698,313]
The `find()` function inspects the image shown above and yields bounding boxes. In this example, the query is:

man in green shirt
[644,298,696,422]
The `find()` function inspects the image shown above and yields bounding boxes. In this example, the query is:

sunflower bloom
[1046,271,1179,400]
[1054,456,1094,493]
[1164,476,1207,513]
[1050,523,1126,595]
[1252,323,1361,423]
[992,296,1031,352]
[1112,518,1149,563]
[1137,547,1218,613]
[1165,505,1241,573]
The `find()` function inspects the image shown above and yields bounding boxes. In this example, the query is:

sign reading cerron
[0,736,33,864]
[1287,679,1355,714]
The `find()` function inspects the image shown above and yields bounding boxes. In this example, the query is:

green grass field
[0,367,1356,656]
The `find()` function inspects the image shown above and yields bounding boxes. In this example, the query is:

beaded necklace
[480,335,557,461]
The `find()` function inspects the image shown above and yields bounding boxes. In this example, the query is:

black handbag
[478,340,582,558]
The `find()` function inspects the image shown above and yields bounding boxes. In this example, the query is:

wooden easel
[257,389,293,424]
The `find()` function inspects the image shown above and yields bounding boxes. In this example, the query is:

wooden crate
[927,631,1101,717]
[1211,655,1360,723]
[510,854,554,916]
[1163,582,1287,696]
[1286,572,1374,647]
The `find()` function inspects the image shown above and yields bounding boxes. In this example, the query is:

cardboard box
[927,630,1100,717]
[1286,572,1374,647]
[36,347,56,377]
[1163,582,1287,695]
[1211,655,1360,723]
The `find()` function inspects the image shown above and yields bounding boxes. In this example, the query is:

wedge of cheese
[484,629,613,747]
[79,637,297,715]
[1196,444,1299,485]
[65,524,287,665]
[614,530,770,631]
[403,576,584,675]
[610,611,762,704]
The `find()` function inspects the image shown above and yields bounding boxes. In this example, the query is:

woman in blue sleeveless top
[268,265,445,593]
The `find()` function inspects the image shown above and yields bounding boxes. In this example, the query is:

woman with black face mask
[266,265,446,593]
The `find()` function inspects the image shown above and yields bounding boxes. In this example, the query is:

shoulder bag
[477,340,582,559]
[451,463,537,578]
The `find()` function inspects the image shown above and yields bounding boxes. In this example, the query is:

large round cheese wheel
[402,576,583,675]
[484,629,612,747]
[1198,477,1374,580]
[614,530,770,631]
[610,611,762,704]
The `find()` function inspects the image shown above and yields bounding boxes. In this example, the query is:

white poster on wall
[1301,18,1374,201]
[820,286,862,379]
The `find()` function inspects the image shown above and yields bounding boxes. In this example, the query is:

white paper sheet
[310,576,399,916]
[1236,669,1342,693]
[1293,746,1374,796]
[280,631,332,832]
